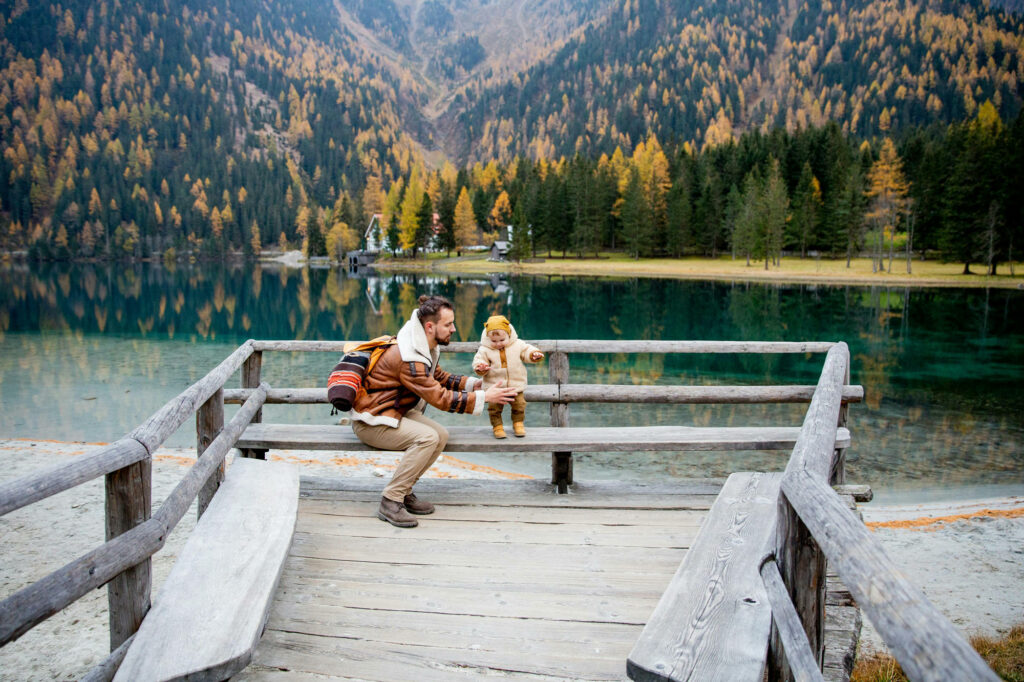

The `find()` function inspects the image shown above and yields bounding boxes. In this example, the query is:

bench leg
[552,452,572,494]
[240,448,267,460]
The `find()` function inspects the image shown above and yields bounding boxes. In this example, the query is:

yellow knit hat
[484,315,511,335]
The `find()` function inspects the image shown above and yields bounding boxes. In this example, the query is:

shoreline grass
[373,252,1024,289]
[852,624,1024,681]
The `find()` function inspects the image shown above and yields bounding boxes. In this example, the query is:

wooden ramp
[234,477,723,681]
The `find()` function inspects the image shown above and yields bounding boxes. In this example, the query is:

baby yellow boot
[512,422,526,437]
[492,424,507,439]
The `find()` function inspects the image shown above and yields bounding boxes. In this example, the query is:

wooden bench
[235,423,850,493]
[114,457,299,682]
[627,471,782,681]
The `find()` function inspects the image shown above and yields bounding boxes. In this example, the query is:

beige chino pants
[352,408,449,503]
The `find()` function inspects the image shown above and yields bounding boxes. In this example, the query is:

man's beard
[436,335,451,346]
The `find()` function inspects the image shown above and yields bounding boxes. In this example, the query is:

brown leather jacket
[351,310,484,427]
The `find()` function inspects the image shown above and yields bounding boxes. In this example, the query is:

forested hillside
[1,0,1023,266]
[451,0,1024,163]
[0,0,429,260]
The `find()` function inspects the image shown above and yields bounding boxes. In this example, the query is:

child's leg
[488,402,507,438]
[511,393,526,423]
[511,393,527,436]
[487,402,505,427]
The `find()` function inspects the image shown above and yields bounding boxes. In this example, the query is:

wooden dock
[236,478,717,681]
[1,338,1000,681]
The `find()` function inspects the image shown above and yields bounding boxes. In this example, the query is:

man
[351,294,518,527]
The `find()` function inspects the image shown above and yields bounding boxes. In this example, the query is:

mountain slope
[446,0,1024,163]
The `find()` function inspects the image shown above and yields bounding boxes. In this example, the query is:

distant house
[363,214,384,252]
[489,241,510,261]
[363,213,443,254]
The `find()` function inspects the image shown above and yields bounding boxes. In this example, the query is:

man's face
[487,329,509,349]
[428,308,456,346]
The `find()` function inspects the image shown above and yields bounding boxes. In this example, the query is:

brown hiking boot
[492,424,507,439]
[377,497,418,528]
[403,492,435,515]
[512,422,526,437]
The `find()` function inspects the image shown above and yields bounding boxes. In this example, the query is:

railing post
[769,492,826,681]
[197,387,225,518]
[240,350,266,460]
[831,363,852,485]
[548,350,571,493]
[105,456,152,651]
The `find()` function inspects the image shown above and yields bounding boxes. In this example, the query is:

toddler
[472,315,544,438]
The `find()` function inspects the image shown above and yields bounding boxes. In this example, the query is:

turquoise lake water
[1,261,1022,503]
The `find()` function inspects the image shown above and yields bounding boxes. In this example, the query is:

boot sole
[377,510,418,528]
[405,506,435,515]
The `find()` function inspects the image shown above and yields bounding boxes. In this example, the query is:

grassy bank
[374,252,1024,288]
[852,624,1024,681]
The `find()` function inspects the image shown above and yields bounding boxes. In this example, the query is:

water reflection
[0,262,1022,499]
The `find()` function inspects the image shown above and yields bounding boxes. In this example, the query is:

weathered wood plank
[196,387,224,519]
[557,384,863,404]
[127,340,253,455]
[300,475,724,499]
[627,472,781,682]
[0,438,148,518]
[252,339,837,354]
[114,458,300,682]
[265,601,642,654]
[238,423,851,452]
[251,628,626,681]
[290,532,686,574]
[299,477,723,509]
[223,384,864,405]
[783,471,999,682]
[276,576,659,624]
[105,457,152,651]
[760,558,826,682]
[295,512,700,548]
[299,498,709,525]
[281,557,678,596]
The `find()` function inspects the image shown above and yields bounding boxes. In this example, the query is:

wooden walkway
[234,477,722,681]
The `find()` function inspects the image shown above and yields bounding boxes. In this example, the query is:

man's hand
[530,351,544,362]
[484,380,517,405]
[473,361,491,374]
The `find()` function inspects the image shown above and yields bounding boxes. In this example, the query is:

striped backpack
[327,336,396,413]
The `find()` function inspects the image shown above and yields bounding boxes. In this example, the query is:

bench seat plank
[627,472,782,682]
[237,424,850,453]
[114,457,299,682]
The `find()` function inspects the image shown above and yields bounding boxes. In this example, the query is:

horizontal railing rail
[252,339,840,354]
[222,384,864,405]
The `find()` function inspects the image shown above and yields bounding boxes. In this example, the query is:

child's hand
[474,362,490,374]
[530,351,544,362]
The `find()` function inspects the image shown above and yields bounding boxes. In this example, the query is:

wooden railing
[759,343,999,681]
[0,340,263,679]
[0,337,990,681]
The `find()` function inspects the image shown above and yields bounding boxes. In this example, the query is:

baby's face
[488,329,510,349]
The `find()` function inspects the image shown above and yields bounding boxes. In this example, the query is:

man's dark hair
[417,294,453,324]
